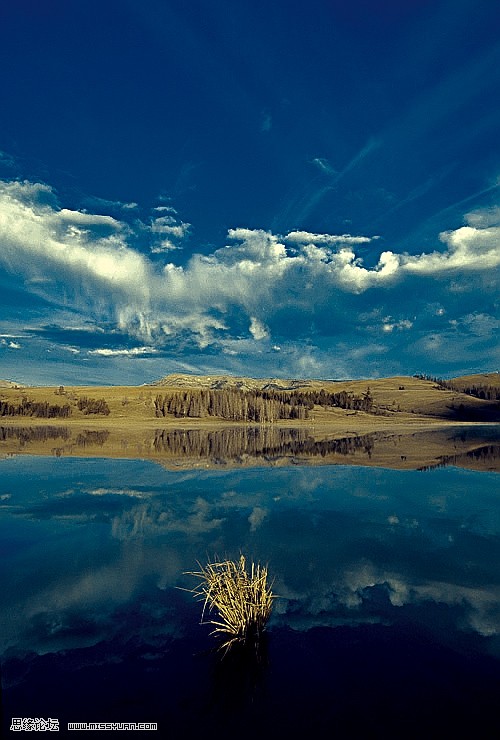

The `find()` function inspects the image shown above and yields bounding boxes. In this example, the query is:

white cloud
[153,205,177,213]
[1,338,21,349]
[402,225,500,274]
[285,230,375,246]
[88,347,158,357]
[465,204,500,228]
[151,216,190,238]
[148,213,190,253]
[382,318,414,333]
[224,227,288,264]
[0,179,498,372]
[150,239,181,253]
[0,181,148,293]
[84,487,147,498]
[249,317,269,340]
[57,209,123,229]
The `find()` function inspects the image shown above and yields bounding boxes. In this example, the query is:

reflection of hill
[419,444,500,472]
[0,424,499,472]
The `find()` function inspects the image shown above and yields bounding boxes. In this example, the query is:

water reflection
[153,426,375,460]
[1,452,499,735]
[1,423,499,471]
[419,443,500,471]
[1,459,499,650]
[0,425,71,444]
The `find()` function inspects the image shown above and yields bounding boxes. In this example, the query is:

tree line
[154,389,310,422]
[0,398,72,418]
[295,388,374,412]
[0,395,111,418]
[414,374,500,401]
[154,387,375,422]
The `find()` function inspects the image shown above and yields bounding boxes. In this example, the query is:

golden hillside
[0,373,498,424]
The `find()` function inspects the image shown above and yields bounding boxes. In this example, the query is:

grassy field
[0,373,498,470]
[0,373,498,424]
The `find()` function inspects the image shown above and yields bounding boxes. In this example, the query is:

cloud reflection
[0,457,499,664]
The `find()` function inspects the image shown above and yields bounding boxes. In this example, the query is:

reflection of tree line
[418,444,500,471]
[0,424,376,460]
[153,427,375,461]
[75,430,110,446]
[0,425,71,445]
[154,387,374,422]
[0,426,109,449]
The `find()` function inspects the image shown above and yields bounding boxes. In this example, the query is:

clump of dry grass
[186,555,274,652]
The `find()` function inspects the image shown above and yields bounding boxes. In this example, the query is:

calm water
[1,452,499,738]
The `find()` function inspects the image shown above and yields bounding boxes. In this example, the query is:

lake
[1,427,499,737]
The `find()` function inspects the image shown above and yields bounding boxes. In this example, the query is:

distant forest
[414,374,500,401]
[154,387,374,422]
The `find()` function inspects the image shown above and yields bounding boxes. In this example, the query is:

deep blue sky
[0,0,499,384]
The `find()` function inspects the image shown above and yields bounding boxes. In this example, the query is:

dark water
[1,453,499,738]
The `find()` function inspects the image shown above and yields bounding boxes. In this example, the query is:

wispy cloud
[276,138,382,227]
[149,213,191,253]
[88,347,158,357]
[311,157,336,175]
[260,111,272,133]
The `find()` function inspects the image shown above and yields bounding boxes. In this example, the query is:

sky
[0,0,499,385]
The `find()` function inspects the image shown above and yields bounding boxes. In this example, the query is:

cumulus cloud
[402,225,500,274]
[0,178,498,374]
[0,180,148,292]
